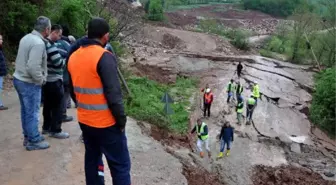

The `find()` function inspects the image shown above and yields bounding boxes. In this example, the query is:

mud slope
[0,92,187,185]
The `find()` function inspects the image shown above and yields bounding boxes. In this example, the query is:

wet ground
[0,92,188,185]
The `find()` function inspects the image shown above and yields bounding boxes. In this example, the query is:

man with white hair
[13,16,51,150]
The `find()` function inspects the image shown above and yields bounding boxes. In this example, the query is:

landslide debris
[252,165,335,185]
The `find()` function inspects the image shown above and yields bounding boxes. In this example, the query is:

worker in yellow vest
[252,81,260,105]
[236,96,244,124]
[246,94,256,125]
[190,118,211,158]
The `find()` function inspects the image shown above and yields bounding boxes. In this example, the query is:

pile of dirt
[252,165,335,185]
[182,163,224,185]
[162,33,186,49]
[150,124,192,149]
[165,12,198,27]
[240,19,279,35]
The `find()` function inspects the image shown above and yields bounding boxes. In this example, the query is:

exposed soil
[162,33,186,49]
[165,4,283,35]
[182,163,224,185]
[252,165,335,185]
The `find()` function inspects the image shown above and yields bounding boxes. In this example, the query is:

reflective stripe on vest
[196,122,209,140]
[253,84,260,98]
[68,44,116,128]
[248,97,256,105]
[204,93,212,103]
[237,102,244,113]
[237,85,243,94]
[227,83,235,92]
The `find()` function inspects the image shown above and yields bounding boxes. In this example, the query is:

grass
[124,76,198,134]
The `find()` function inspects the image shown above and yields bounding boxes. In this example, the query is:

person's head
[197,118,203,126]
[87,17,110,46]
[68,35,76,44]
[34,16,51,38]
[224,121,229,127]
[250,94,254,98]
[230,79,234,83]
[205,88,211,93]
[237,81,240,85]
[49,24,63,42]
[239,61,241,64]
[0,34,3,47]
[254,81,258,85]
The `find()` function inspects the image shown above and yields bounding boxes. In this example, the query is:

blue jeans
[220,139,231,152]
[13,78,42,143]
[0,76,3,106]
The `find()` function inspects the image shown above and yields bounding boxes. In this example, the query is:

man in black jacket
[237,61,243,78]
[68,18,130,185]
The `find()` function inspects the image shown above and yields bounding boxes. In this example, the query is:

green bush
[310,68,336,137]
[124,76,197,134]
[147,0,164,21]
[229,29,250,50]
[242,0,304,17]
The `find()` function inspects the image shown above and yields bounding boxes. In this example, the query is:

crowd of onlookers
[0,16,115,151]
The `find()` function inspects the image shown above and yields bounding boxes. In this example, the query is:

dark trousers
[80,123,131,185]
[204,103,211,117]
[246,108,254,121]
[237,70,242,78]
[42,80,64,133]
[227,92,232,103]
[62,84,71,116]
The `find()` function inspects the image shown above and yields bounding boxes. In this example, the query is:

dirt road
[0,92,187,185]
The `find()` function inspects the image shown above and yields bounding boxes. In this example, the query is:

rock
[290,143,301,153]
[277,134,293,144]
[324,172,335,177]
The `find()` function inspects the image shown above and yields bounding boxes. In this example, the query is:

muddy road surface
[0,92,189,185]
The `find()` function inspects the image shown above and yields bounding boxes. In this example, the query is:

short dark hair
[87,17,110,39]
[51,24,62,32]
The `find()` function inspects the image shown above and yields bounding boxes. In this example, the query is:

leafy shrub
[147,0,164,21]
[242,0,304,17]
[310,68,336,137]
[229,29,250,50]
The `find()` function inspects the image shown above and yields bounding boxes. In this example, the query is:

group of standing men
[191,61,261,159]
[11,16,131,185]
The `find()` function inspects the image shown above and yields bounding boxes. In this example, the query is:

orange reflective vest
[68,45,116,128]
[204,92,213,104]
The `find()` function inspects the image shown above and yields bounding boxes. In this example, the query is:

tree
[310,68,336,136]
[148,0,164,21]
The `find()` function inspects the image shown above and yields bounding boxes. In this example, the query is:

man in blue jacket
[217,122,234,158]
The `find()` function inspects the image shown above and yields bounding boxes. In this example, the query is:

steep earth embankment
[125,24,336,185]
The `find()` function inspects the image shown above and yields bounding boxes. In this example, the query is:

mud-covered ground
[252,165,336,185]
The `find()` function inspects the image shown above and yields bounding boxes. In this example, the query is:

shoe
[217,152,224,158]
[42,129,50,135]
[0,106,8,110]
[208,151,212,158]
[246,121,251,125]
[62,115,73,122]
[49,132,70,139]
[226,150,230,156]
[26,141,50,151]
[200,152,204,158]
[24,135,45,146]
